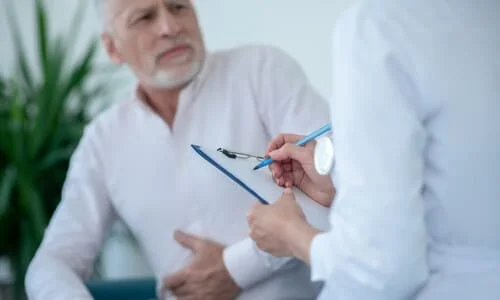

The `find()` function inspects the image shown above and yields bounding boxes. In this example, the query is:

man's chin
[148,62,202,89]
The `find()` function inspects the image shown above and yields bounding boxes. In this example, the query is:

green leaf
[47,121,85,152]
[31,38,98,156]
[47,36,67,85]
[1,0,115,293]
[74,83,110,114]
[5,3,35,93]
[30,38,99,158]
[37,145,76,172]
[0,116,16,165]
[61,38,99,100]
[7,85,28,166]
[0,75,6,98]
[66,0,87,53]
[0,166,17,218]
[20,219,38,271]
[17,176,46,238]
[15,218,41,299]
[36,0,49,77]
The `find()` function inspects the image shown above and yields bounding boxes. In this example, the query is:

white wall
[196,0,353,99]
[1,0,353,278]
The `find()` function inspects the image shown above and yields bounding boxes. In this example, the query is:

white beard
[147,57,203,89]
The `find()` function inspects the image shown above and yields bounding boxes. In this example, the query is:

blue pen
[253,123,332,171]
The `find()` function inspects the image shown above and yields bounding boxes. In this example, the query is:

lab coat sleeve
[310,4,429,299]
[25,125,115,300]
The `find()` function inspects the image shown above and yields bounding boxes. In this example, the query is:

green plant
[0,0,113,297]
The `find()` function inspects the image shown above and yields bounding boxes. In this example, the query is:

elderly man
[25,0,329,299]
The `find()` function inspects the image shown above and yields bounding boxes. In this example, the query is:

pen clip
[217,148,265,161]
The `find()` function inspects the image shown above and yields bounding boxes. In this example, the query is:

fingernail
[284,187,292,194]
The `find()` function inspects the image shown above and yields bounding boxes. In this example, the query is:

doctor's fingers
[266,133,305,154]
[268,143,312,167]
[247,203,266,224]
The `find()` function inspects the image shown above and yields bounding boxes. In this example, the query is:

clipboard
[191,145,330,231]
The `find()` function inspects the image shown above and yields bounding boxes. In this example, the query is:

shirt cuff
[223,238,292,289]
[310,231,335,282]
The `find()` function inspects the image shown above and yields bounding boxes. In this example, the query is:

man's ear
[101,33,123,64]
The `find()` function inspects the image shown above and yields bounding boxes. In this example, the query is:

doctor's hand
[266,133,335,207]
[163,231,240,300]
[247,188,320,262]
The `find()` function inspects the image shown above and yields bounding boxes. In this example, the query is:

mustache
[155,38,193,59]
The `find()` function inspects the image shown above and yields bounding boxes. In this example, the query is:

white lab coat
[310,1,500,299]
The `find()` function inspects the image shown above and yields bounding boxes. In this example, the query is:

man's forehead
[108,0,192,12]
[105,0,192,25]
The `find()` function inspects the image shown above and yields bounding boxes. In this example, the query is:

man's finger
[170,281,195,298]
[177,296,196,300]
[164,269,189,290]
[178,297,197,300]
[174,230,202,251]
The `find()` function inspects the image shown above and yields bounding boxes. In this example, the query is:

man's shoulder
[207,44,306,85]
[83,94,138,141]
[210,44,301,72]
[215,44,293,59]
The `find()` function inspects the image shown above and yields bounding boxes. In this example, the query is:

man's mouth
[158,45,192,61]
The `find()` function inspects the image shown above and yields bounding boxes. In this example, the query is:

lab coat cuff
[310,231,334,282]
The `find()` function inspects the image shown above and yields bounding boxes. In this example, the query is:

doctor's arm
[25,125,115,300]
[222,46,332,289]
[309,6,429,299]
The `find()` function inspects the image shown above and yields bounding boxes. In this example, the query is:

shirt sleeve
[310,4,429,299]
[25,125,115,300]
[223,46,331,289]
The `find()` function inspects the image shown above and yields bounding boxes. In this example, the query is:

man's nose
[156,10,182,37]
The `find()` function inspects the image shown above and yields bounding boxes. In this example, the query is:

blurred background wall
[0,0,352,284]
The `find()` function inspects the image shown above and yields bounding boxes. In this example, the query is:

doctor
[247,1,500,299]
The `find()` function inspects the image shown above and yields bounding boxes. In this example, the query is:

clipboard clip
[217,148,265,161]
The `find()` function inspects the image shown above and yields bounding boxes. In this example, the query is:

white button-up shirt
[311,1,500,299]
[25,45,329,300]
